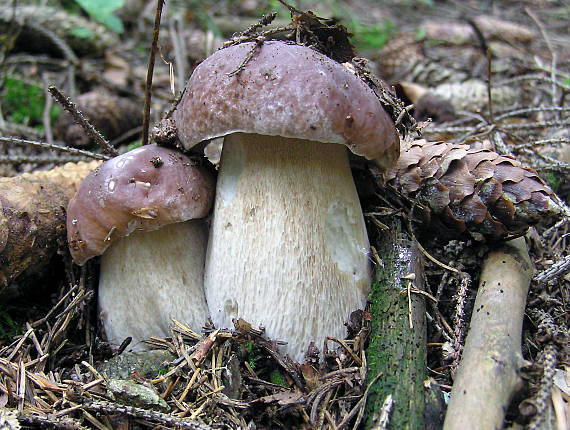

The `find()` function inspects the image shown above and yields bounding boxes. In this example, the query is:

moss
[247,342,256,369]
[366,278,388,371]
[269,369,287,387]
[126,140,142,152]
[363,228,426,429]
[1,77,60,127]
[545,172,563,194]
[0,309,21,342]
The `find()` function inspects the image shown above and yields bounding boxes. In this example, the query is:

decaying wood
[420,16,535,46]
[364,218,427,429]
[0,5,118,58]
[0,160,101,291]
[443,237,533,429]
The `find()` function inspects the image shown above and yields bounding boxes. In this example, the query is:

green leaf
[351,20,394,51]
[70,27,93,39]
[102,13,124,34]
[563,77,570,86]
[74,0,125,33]
[416,27,427,40]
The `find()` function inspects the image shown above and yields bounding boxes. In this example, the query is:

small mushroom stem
[99,221,209,349]
[204,133,371,362]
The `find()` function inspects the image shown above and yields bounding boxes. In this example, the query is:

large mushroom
[67,145,215,349]
[173,41,399,361]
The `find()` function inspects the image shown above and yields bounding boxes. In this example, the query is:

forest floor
[0,0,568,429]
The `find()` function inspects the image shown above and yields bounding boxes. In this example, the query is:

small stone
[107,378,170,412]
[98,349,175,380]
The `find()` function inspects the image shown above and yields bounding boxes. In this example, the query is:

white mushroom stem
[99,221,209,349]
[204,133,371,362]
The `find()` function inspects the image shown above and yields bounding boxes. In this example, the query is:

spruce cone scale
[385,140,561,242]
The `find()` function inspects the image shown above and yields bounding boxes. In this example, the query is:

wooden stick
[141,0,166,145]
[0,160,100,290]
[444,237,533,429]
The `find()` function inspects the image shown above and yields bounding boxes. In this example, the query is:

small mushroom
[173,41,399,361]
[67,145,215,349]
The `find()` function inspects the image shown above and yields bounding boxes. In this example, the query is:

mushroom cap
[174,40,399,169]
[67,145,215,265]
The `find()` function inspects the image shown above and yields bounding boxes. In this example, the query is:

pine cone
[385,139,562,242]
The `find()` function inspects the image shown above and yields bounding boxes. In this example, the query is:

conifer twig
[48,86,118,157]
[0,136,109,160]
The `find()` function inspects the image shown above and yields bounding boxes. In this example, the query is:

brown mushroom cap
[67,145,215,265]
[174,40,399,168]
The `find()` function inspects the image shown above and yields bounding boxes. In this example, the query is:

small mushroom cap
[174,41,399,169]
[67,145,215,265]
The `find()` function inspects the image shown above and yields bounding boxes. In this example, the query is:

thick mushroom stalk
[67,145,214,349]
[173,41,399,362]
[206,134,370,360]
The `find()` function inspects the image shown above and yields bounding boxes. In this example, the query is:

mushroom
[67,145,215,349]
[173,41,399,362]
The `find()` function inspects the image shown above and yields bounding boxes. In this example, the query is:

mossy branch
[364,218,427,429]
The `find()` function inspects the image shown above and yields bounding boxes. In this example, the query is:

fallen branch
[0,160,101,291]
[0,5,118,57]
[363,218,427,429]
[443,237,533,429]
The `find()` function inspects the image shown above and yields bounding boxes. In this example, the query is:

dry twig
[47,86,118,157]
[141,0,166,146]
[444,238,533,429]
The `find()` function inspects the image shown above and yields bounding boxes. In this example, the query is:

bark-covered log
[443,237,533,429]
[0,160,101,291]
[364,218,427,429]
[0,5,118,57]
